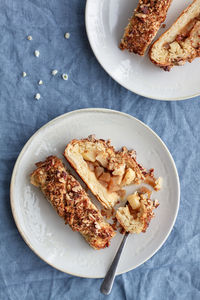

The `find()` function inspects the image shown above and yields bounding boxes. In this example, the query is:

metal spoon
[100,231,129,295]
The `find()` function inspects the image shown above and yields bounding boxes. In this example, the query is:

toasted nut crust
[120,0,172,55]
[30,156,115,250]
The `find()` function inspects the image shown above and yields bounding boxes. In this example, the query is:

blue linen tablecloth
[0,0,200,299]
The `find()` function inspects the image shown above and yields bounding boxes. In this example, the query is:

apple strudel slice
[30,156,115,250]
[64,135,158,210]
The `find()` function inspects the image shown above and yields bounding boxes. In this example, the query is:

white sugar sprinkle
[62,73,68,81]
[52,69,58,76]
[27,35,32,40]
[34,50,40,57]
[64,32,70,39]
[38,80,43,85]
[22,72,27,77]
[35,93,41,100]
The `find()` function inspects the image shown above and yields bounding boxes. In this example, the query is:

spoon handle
[100,232,129,295]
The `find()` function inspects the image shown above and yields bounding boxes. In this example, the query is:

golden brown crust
[30,156,115,250]
[120,0,172,56]
[149,0,200,70]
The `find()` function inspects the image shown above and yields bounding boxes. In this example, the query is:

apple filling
[116,188,159,234]
[82,146,142,197]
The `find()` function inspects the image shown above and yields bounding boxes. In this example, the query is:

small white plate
[10,109,180,278]
[85,0,199,100]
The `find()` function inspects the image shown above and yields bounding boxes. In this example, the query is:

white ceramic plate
[10,108,180,278]
[85,0,200,100]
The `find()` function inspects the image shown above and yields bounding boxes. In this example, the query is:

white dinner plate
[10,108,180,278]
[85,0,200,100]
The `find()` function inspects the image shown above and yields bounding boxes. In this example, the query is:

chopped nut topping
[153,199,160,208]
[120,0,172,55]
[140,6,149,14]
[94,222,101,230]
[67,184,71,191]
[72,185,81,193]
[135,13,147,19]
[59,178,65,183]
[112,164,125,176]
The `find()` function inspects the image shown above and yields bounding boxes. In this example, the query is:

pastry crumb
[154,177,162,191]
[27,35,32,40]
[64,32,70,39]
[52,70,58,76]
[38,80,43,85]
[22,72,27,77]
[34,50,40,57]
[35,93,41,100]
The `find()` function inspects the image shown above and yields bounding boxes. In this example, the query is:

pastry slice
[64,135,159,210]
[30,156,115,250]
[116,188,159,234]
[149,0,200,70]
[120,0,172,55]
